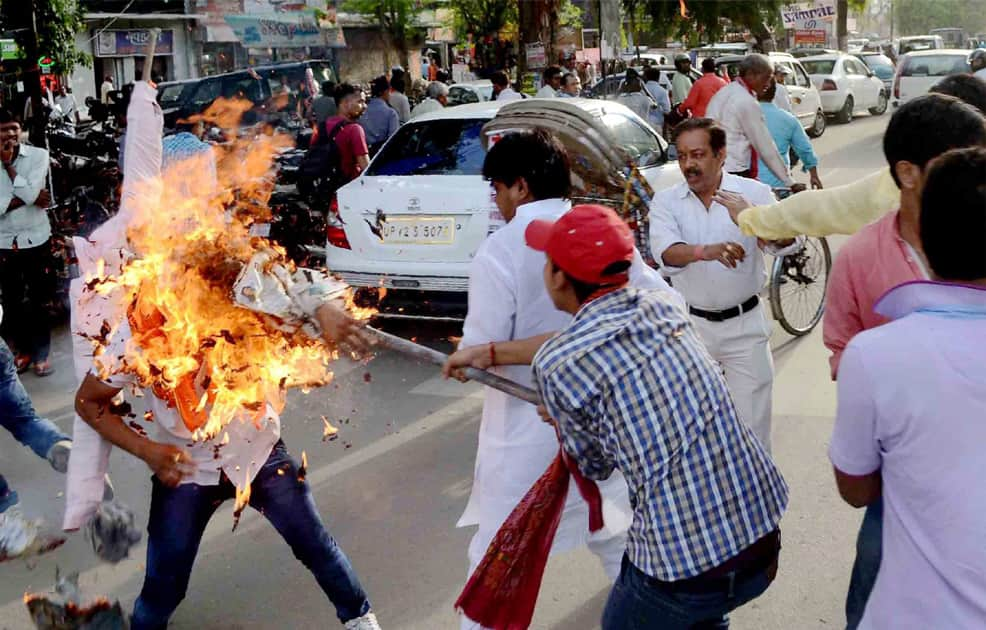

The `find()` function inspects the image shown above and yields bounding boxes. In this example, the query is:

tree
[516,0,561,79]
[343,0,425,73]
[894,0,986,36]
[636,0,785,50]
[448,0,516,40]
[837,0,867,51]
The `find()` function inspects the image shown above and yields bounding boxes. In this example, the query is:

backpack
[299,119,352,193]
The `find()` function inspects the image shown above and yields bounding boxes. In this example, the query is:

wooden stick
[366,328,542,405]
[142,28,160,82]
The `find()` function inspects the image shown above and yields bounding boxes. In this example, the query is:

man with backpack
[313,83,370,187]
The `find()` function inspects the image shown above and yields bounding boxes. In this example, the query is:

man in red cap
[528,204,788,629]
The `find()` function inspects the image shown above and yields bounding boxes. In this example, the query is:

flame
[321,415,339,440]
[86,97,373,441]
[234,466,251,514]
[679,0,688,18]
[302,450,308,469]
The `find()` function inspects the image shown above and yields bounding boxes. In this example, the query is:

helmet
[674,53,691,63]
[970,48,986,69]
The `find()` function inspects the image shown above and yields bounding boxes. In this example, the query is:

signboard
[38,56,54,74]
[97,30,174,57]
[794,29,828,45]
[525,43,546,69]
[1,39,22,61]
[780,2,836,29]
[225,13,345,48]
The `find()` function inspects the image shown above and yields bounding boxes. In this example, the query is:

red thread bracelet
[489,342,497,367]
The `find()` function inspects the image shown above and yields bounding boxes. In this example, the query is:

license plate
[380,216,455,244]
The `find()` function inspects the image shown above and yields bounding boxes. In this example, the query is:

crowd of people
[0,49,985,630]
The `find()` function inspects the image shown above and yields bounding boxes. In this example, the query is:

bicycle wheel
[769,237,832,336]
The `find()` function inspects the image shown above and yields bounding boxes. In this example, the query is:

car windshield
[158,84,186,107]
[448,86,480,106]
[367,118,487,176]
[900,54,969,77]
[900,39,938,53]
[860,55,895,77]
[802,60,836,74]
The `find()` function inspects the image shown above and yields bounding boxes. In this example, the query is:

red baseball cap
[525,204,635,285]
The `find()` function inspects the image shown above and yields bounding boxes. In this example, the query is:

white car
[447,80,493,107]
[801,54,888,124]
[891,49,972,109]
[897,35,945,56]
[326,99,683,320]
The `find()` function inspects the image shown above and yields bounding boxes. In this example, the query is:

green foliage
[632,0,784,45]
[344,0,420,45]
[894,0,986,37]
[2,0,89,74]
[447,0,517,38]
[558,0,583,29]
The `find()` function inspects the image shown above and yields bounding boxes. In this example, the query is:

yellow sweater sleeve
[736,168,898,240]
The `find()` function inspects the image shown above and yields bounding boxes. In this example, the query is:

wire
[81,0,140,46]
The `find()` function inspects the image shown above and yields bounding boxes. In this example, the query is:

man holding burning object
[70,78,380,630]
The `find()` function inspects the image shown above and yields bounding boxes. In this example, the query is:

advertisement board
[225,13,345,48]
[794,29,829,45]
[96,30,174,57]
[780,2,836,29]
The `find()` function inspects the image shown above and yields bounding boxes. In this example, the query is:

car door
[845,58,877,109]
[791,61,822,127]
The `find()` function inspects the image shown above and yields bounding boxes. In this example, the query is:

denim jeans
[601,553,776,630]
[131,440,371,630]
[0,338,68,513]
[845,497,883,630]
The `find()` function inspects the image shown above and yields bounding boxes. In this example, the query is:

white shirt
[56,94,79,119]
[650,173,802,310]
[974,67,986,81]
[0,143,52,250]
[495,87,523,102]
[101,81,114,104]
[829,281,986,630]
[458,197,680,551]
[410,97,444,119]
[389,90,411,123]
[773,83,793,113]
[535,85,557,98]
[706,79,794,186]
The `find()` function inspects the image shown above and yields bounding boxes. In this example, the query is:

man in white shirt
[442,130,678,630]
[490,71,522,101]
[772,65,794,113]
[829,146,986,630]
[0,108,56,376]
[410,81,449,119]
[388,70,411,124]
[535,65,562,98]
[650,118,803,452]
[101,75,115,105]
[706,54,801,188]
[55,85,81,124]
[70,80,382,630]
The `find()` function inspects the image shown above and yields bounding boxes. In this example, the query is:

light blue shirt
[644,81,672,129]
[757,102,818,189]
[358,97,399,148]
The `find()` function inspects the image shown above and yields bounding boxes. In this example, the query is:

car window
[843,59,860,75]
[308,63,335,85]
[158,84,187,107]
[367,119,487,176]
[778,62,798,86]
[860,55,895,79]
[802,59,835,75]
[222,75,264,102]
[900,54,970,77]
[601,112,664,168]
[448,86,479,106]
[189,79,222,110]
[793,64,811,87]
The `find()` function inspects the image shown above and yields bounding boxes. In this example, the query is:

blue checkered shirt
[533,288,788,580]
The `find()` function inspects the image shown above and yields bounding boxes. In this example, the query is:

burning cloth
[64,82,360,531]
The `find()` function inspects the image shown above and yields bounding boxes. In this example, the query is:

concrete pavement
[0,112,890,629]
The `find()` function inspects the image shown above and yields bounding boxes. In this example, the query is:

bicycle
[767,188,832,336]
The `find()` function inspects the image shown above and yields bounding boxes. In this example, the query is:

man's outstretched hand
[315,301,372,356]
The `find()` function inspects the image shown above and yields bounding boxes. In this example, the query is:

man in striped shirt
[528,204,788,629]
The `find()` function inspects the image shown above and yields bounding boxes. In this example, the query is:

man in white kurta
[451,130,680,630]
[650,118,802,453]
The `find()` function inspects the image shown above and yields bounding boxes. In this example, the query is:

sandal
[33,360,54,377]
[14,355,31,374]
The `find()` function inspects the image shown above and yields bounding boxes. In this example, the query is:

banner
[225,13,345,48]
[794,29,828,45]
[525,43,546,69]
[780,2,836,29]
[0,39,22,60]
[96,30,174,57]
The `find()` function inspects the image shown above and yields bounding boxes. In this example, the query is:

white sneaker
[344,612,381,630]
[47,440,72,473]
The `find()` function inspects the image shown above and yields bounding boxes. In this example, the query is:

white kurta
[456,198,681,588]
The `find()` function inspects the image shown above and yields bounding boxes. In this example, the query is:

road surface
[0,112,890,629]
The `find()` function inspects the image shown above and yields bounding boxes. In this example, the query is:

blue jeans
[131,440,371,629]
[0,338,68,513]
[602,552,777,629]
[845,497,883,630]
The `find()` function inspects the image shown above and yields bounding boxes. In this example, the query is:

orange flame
[87,97,372,441]
[679,0,688,19]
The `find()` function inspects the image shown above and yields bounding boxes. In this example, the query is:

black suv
[157,60,336,129]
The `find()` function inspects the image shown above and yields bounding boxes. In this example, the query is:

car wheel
[869,91,888,115]
[836,95,854,124]
[807,109,826,137]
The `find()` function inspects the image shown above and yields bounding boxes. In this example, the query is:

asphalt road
[0,111,891,630]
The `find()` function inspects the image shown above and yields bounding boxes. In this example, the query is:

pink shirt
[823,210,927,378]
